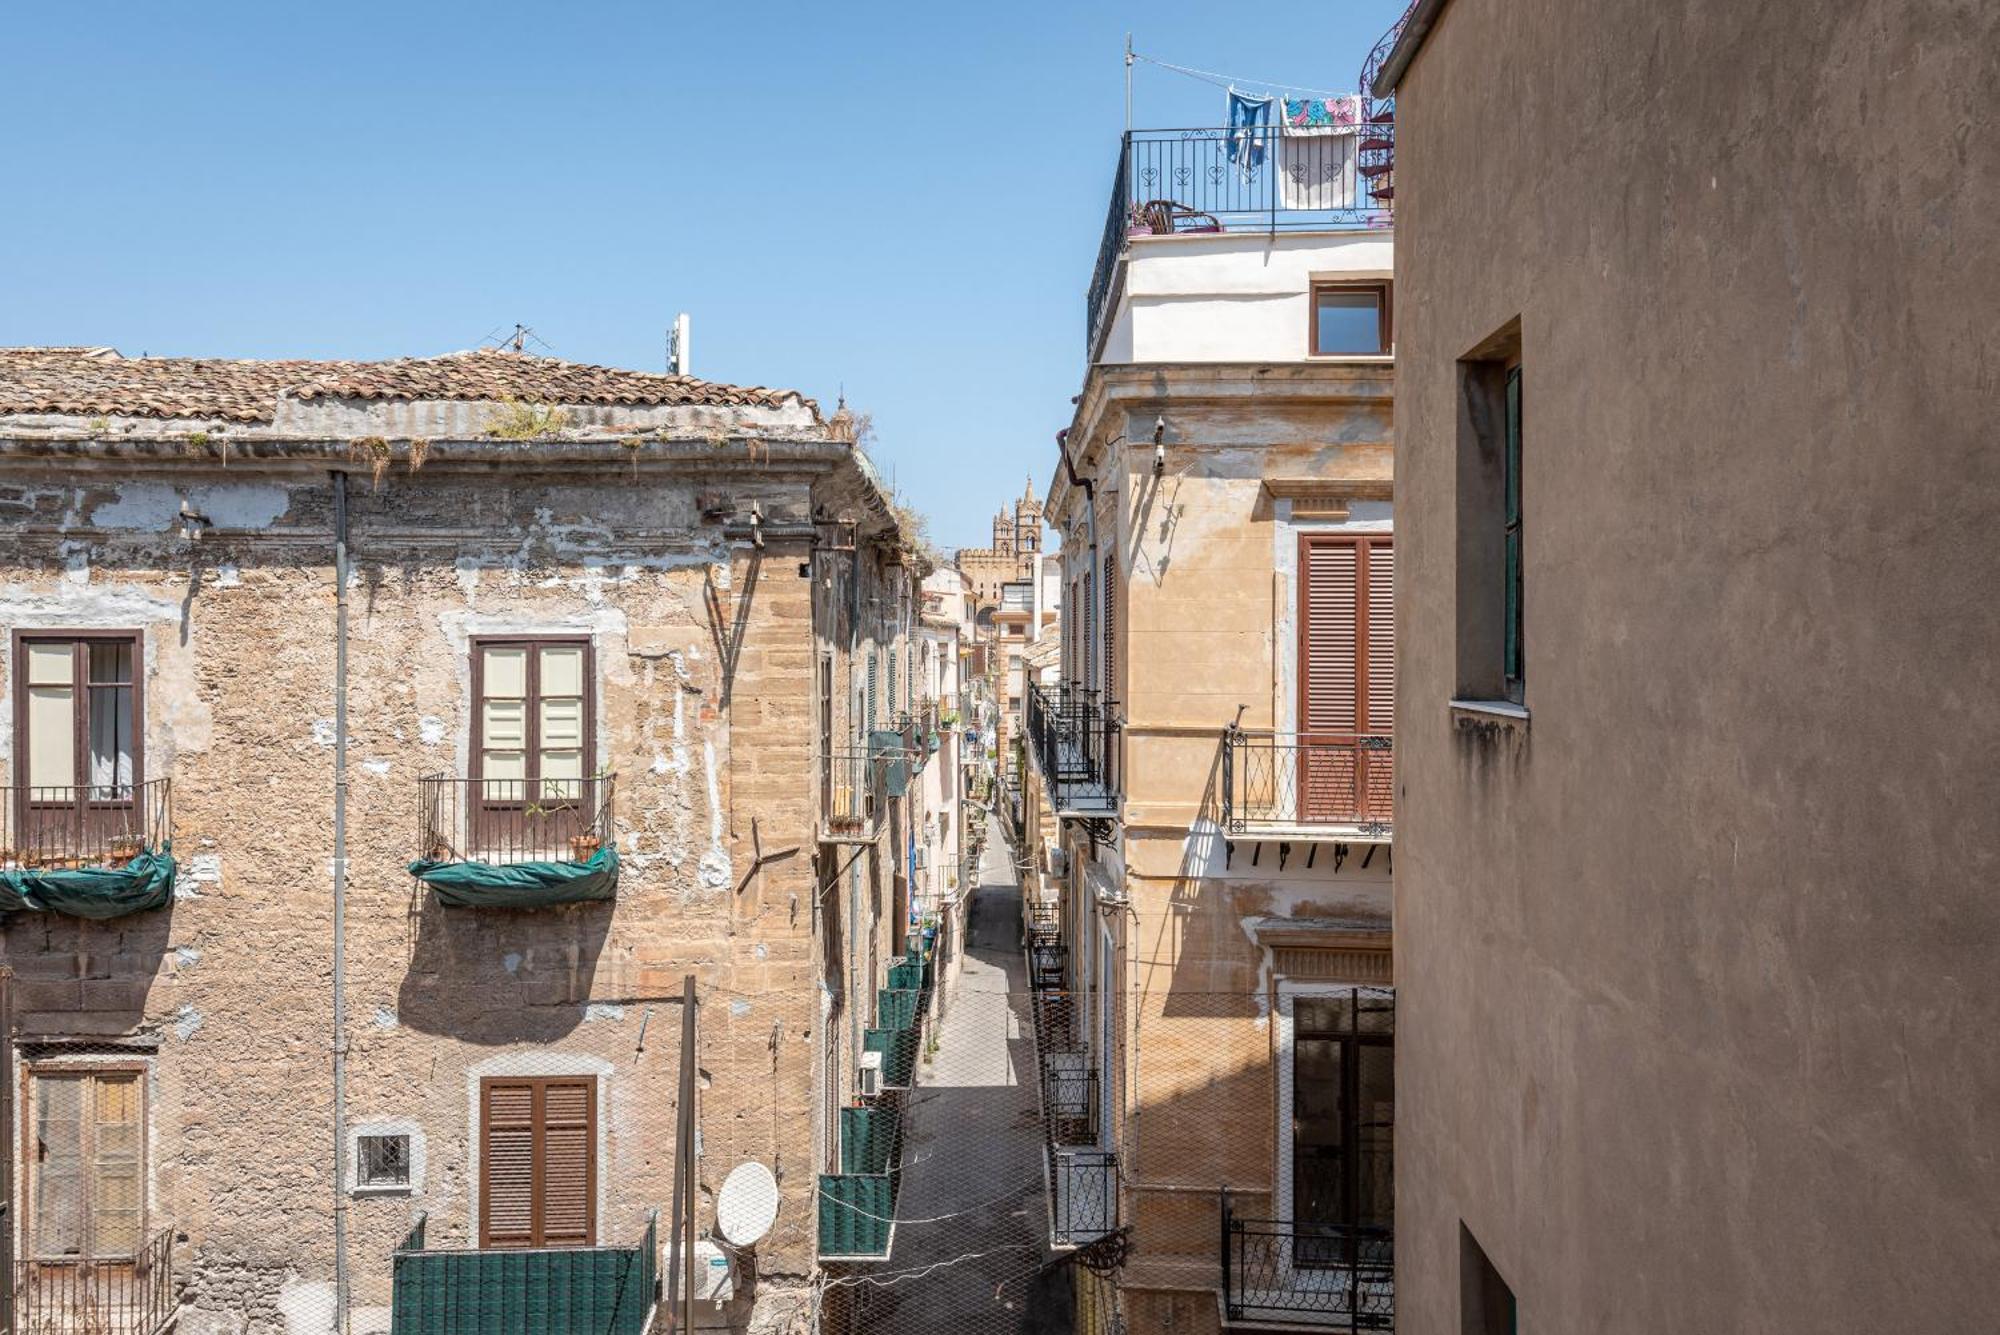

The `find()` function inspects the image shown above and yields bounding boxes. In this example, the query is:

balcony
[1024,684,1117,818]
[819,1105,904,1261]
[1222,730,1392,842]
[1221,1197,1393,1331]
[11,1226,179,1335]
[822,747,883,838]
[411,774,619,907]
[389,1211,658,1334]
[1087,121,1395,355]
[0,779,174,917]
[1031,987,1117,1249]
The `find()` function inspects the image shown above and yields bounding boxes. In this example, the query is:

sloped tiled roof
[0,347,810,423]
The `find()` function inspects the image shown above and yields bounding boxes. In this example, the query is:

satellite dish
[716,1161,780,1247]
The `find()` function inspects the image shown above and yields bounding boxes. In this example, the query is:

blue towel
[1227,88,1274,183]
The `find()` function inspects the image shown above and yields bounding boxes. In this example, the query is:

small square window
[358,1134,411,1190]
[1312,282,1392,355]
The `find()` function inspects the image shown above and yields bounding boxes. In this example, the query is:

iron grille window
[358,1134,412,1189]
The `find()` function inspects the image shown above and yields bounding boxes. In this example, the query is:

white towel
[1279,133,1358,210]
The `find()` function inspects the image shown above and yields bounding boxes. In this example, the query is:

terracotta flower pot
[568,835,602,862]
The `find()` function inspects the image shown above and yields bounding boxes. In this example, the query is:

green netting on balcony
[408,845,619,908]
[840,1105,901,1175]
[877,987,921,1031]
[819,1173,895,1260]
[0,845,175,918]
[863,1025,918,1087]
[885,960,925,993]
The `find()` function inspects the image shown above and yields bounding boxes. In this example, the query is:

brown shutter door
[1363,540,1394,735]
[1362,538,1395,822]
[1301,539,1360,733]
[1300,539,1362,822]
[481,1079,538,1248]
[539,1079,596,1246]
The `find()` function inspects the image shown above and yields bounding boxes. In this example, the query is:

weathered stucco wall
[1390,1,2000,1331]
[0,455,833,1332]
[1048,361,1397,1325]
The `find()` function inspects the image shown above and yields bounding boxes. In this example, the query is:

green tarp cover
[885,961,925,993]
[0,846,175,919]
[840,1105,900,1175]
[864,1026,918,1087]
[408,846,619,908]
[818,1173,894,1259]
[877,987,920,1031]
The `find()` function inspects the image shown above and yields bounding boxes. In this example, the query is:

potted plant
[107,836,143,863]
[568,832,602,862]
[1126,206,1154,238]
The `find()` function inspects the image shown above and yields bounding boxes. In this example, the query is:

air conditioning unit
[1046,846,1069,878]
[857,1049,884,1098]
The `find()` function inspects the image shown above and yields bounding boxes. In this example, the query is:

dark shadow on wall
[0,903,178,1038]
[705,547,762,709]
[393,885,611,1044]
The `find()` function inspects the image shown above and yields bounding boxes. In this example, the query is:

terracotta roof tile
[0,347,811,424]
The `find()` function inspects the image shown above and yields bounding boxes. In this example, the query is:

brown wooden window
[26,1066,145,1260]
[13,631,142,801]
[1310,282,1393,356]
[480,1076,596,1249]
[1298,535,1394,822]
[1293,991,1394,1247]
[471,639,593,803]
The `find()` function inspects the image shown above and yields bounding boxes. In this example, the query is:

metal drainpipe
[1056,429,1100,683]
[331,470,352,1333]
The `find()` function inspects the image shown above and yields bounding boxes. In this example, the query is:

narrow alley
[825,811,1072,1334]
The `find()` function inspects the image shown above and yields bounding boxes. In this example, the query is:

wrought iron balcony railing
[417,773,616,864]
[1088,121,1396,354]
[1,779,170,870]
[12,1225,178,1335]
[1221,1194,1393,1331]
[823,747,881,835]
[1025,683,1118,816]
[1221,729,1393,838]
[1028,984,1118,1248]
[390,1211,657,1334]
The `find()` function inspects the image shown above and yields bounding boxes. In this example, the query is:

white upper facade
[1095,229,1394,365]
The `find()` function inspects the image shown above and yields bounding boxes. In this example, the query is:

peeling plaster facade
[0,388,923,1334]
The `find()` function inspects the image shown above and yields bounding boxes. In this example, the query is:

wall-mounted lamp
[175,500,212,542]
[1152,416,1167,476]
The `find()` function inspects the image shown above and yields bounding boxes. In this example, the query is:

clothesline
[1131,49,1357,101]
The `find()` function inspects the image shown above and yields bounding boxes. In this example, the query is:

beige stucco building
[1025,95,1403,1333]
[1375,1,2000,1331]
[0,347,933,1334]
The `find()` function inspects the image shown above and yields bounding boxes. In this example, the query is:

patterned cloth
[1282,95,1364,136]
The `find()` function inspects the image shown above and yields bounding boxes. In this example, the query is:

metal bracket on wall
[1332,842,1348,873]
[1277,841,1291,871]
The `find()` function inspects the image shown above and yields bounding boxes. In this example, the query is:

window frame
[467,636,596,808]
[20,1060,149,1262]
[11,629,146,803]
[1502,364,1524,700]
[1308,281,1394,358]
[356,1133,413,1192]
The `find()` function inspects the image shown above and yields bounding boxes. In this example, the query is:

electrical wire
[1132,49,1356,99]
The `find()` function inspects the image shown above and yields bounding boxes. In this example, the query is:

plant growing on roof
[351,436,392,489]
[484,396,570,441]
[407,437,431,473]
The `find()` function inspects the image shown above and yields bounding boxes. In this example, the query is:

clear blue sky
[0,1,1406,550]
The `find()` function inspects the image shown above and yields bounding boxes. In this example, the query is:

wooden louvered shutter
[1362,540,1394,819]
[481,1077,596,1248]
[1299,536,1394,823]
[1101,555,1116,703]
[481,1079,539,1248]
[538,1079,595,1246]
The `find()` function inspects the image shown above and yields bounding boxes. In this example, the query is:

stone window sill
[1450,698,1530,729]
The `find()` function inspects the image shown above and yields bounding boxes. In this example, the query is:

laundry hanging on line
[1226,88,1274,184]
[1277,95,1364,209]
